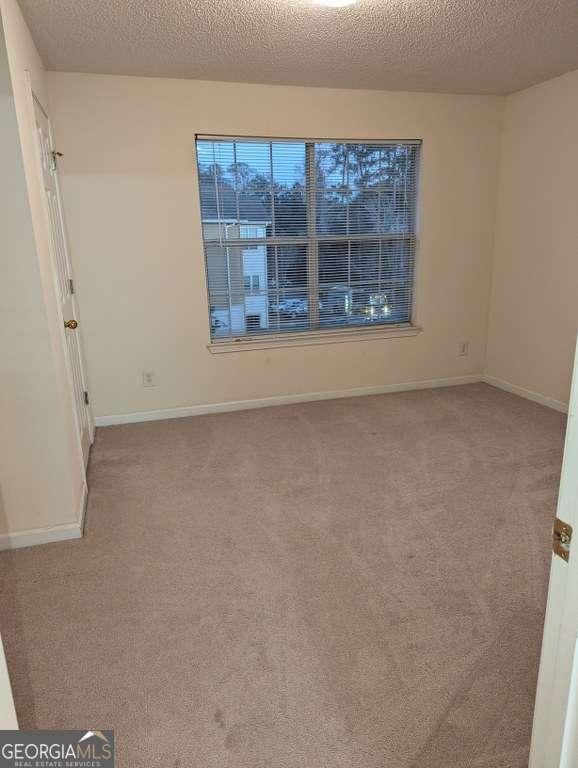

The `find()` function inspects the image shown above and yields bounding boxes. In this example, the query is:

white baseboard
[0,483,87,552]
[94,374,483,426]
[482,375,568,414]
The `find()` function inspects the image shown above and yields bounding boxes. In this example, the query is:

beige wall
[487,69,578,406]
[47,72,502,418]
[0,0,85,538]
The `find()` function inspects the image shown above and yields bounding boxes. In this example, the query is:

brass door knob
[64,319,78,329]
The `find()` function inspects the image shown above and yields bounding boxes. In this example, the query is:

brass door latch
[553,517,572,562]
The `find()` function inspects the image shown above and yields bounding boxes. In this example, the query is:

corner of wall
[481,92,508,378]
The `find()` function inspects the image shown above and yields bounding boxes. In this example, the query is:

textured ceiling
[18,0,578,95]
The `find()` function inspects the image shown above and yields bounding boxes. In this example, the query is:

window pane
[318,238,414,328]
[319,241,349,284]
[272,142,307,237]
[268,244,309,331]
[350,239,380,283]
[206,243,271,337]
[197,139,307,242]
[270,288,310,333]
[205,241,310,337]
[316,143,418,236]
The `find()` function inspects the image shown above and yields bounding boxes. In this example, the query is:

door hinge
[50,150,63,170]
[69,278,75,294]
[83,390,90,406]
[553,517,572,562]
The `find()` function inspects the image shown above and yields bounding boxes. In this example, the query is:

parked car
[270,297,308,318]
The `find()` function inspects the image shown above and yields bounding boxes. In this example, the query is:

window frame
[195,134,423,352]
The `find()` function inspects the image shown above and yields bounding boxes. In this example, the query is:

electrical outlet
[458,341,470,357]
[142,370,157,388]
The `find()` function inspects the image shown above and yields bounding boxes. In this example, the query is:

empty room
[1,0,578,766]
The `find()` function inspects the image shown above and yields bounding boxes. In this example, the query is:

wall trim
[94,374,483,426]
[0,483,87,552]
[482,375,569,414]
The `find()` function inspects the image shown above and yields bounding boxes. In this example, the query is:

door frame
[529,337,578,767]
[24,72,94,468]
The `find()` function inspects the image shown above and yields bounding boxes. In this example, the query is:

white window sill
[207,323,422,354]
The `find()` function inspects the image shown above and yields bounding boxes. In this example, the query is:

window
[196,136,420,344]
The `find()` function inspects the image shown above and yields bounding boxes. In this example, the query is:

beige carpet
[0,383,566,768]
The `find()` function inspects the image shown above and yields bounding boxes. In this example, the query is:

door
[530,336,578,767]
[0,634,17,729]
[33,97,93,466]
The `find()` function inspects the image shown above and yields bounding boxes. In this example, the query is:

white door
[530,336,578,767]
[33,97,93,466]
[0,635,17,729]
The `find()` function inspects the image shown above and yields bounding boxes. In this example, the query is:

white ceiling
[19,0,578,95]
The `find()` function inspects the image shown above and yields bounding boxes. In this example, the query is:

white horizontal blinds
[197,138,309,338]
[315,142,418,329]
[196,137,420,340]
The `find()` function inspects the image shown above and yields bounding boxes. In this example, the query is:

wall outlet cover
[142,370,157,387]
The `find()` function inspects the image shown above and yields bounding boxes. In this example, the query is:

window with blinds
[195,136,420,343]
